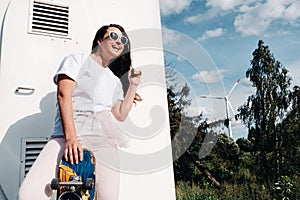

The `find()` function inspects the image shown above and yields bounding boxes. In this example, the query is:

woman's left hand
[128,67,141,86]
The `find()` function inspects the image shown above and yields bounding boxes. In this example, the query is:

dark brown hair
[91,24,141,102]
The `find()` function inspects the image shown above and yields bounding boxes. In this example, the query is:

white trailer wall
[0,0,175,199]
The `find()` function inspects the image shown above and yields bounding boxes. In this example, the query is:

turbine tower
[200,78,241,138]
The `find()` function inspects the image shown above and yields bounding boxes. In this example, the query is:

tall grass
[175,181,272,200]
[176,181,219,200]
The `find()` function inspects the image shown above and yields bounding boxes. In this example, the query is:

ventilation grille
[30,0,69,37]
[20,138,48,182]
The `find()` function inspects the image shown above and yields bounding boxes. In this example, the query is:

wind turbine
[200,78,241,138]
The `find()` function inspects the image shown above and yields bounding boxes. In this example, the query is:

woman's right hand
[64,138,83,164]
[57,74,83,164]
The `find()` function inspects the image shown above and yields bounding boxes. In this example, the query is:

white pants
[18,135,120,200]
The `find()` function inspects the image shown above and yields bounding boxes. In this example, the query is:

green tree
[165,64,222,188]
[200,133,240,183]
[236,40,292,183]
[279,86,300,176]
[166,64,246,189]
[236,138,253,152]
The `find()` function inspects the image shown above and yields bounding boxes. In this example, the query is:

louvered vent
[20,138,48,182]
[30,0,69,37]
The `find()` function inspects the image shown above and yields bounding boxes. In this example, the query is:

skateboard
[51,149,96,200]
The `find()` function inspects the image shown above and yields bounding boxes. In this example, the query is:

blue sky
[158,0,300,139]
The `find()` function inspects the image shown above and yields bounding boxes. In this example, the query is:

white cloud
[184,0,300,36]
[185,8,219,24]
[206,0,252,10]
[282,1,300,22]
[234,0,300,36]
[159,0,193,16]
[240,77,252,87]
[162,28,182,47]
[237,78,256,96]
[185,0,256,24]
[192,69,225,83]
[286,59,300,86]
[198,27,225,41]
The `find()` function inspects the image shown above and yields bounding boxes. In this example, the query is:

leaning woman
[18,24,141,200]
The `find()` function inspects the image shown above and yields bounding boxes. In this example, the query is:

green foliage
[272,176,294,200]
[236,138,253,152]
[200,133,240,183]
[236,40,298,183]
[279,86,300,177]
[164,40,300,199]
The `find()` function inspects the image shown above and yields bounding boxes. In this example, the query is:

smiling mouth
[112,45,120,52]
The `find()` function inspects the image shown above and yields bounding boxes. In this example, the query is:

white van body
[0,0,175,199]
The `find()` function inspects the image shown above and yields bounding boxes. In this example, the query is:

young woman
[18,24,141,200]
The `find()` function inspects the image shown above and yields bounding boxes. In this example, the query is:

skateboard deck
[51,149,96,200]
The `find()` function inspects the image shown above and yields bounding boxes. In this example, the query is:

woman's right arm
[57,74,83,164]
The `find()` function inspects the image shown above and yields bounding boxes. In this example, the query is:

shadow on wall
[0,92,56,200]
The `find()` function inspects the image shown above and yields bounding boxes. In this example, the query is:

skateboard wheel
[85,178,94,190]
[58,191,82,200]
[50,178,60,190]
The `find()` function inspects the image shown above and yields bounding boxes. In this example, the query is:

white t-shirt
[52,53,124,137]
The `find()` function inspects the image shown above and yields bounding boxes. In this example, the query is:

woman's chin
[110,51,122,59]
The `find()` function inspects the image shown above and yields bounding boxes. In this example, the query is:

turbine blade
[200,95,224,99]
[226,78,241,97]
[228,101,235,117]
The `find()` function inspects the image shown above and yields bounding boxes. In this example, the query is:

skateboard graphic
[51,149,96,200]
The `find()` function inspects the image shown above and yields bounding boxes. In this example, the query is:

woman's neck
[92,52,110,67]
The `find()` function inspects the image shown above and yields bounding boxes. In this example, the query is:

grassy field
[175,180,300,200]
